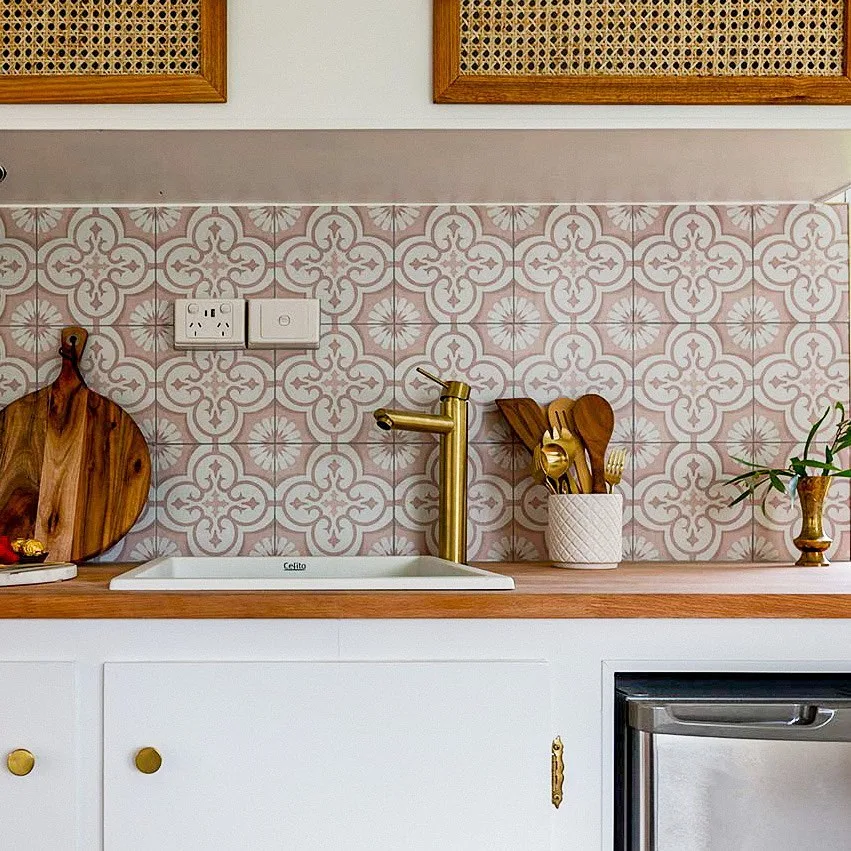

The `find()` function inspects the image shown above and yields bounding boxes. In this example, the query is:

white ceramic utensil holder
[545,493,623,569]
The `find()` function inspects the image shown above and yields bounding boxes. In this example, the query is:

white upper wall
[4,1,851,130]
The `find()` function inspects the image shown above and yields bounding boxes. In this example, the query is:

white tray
[0,563,77,587]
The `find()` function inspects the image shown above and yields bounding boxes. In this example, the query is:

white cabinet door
[104,661,552,851]
[0,662,77,851]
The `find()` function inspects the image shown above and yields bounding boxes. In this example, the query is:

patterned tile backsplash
[0,203,848,563]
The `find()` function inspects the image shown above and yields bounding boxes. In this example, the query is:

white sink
[109,556,515,591]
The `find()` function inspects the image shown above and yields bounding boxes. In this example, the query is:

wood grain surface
[2,562,851,619]
[496,398,548,451]
[0,327,151,563]
[571,394,615,494]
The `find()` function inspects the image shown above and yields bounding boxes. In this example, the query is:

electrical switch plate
[247,299,321,349]
[173,298,246,349]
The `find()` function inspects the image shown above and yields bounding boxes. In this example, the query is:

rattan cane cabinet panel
[434,0,851,103]
[0,0,225,102]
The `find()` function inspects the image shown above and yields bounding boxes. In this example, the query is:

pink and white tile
[514,205,632,325]
[754,204,849,324]
[395,205,512,325]
[394,442,513,560]
[716,205,757,238]
[276,443,394,556]
[395,324,512,443]
[634,205,752,324]
[276,323,394,444]
[5,298,45,360]
[157,206,275,307]
[515,323,632,420]
[633,324,752,443]
[276,206,393,324]
[0,334,36,409]
[632,442,753,561]
[38,207,155,326]
[158,327,276,444]
[754,323,850,444]
[0,208,36,326]
[610,205,664,236]
[512,473,548,561]
[157,443,275,556]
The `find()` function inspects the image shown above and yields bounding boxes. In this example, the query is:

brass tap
[373,368,471,563]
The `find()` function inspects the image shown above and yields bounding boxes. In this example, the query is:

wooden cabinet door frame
[434,0,851,105]
[0,0,226,103]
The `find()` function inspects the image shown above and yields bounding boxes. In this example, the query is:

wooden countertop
[3,562,851,618]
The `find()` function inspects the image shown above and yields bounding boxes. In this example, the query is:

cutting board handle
[58,327,88,384]
[60,326,87,361]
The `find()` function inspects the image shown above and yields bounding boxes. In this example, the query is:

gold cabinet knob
[134,747,162,774]
[7,749,35,777]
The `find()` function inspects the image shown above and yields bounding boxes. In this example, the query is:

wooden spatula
[571,394,615,494]
[496,398,549,452]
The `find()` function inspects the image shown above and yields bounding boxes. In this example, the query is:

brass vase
[793,476,833,567]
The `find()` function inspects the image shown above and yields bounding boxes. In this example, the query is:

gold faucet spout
[374,409,454,435]
[372,372,471,563]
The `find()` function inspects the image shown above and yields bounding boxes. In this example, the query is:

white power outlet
[173,299,246,349]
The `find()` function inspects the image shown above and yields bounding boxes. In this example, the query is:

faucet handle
[416,367,471,401]
[416,367,449,389]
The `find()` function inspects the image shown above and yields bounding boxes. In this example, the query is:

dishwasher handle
[628,701,851,741]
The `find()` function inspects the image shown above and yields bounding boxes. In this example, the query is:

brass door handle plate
[551,736,564,809]
[135,747,162,774]
[7,749,35,776]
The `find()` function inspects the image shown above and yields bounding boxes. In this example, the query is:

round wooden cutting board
[0,326,151,563]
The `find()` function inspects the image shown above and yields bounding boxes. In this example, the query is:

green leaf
[729,489,753,507]
[769,472,787,495]
[802,406,832,461]
[798,459,839,472]
[725,471,766,486]
[791,461,808,478]
[728,455,768,470]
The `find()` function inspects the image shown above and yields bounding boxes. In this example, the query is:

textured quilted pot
[545,494,623,569]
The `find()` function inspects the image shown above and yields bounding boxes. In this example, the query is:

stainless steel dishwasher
[615,674,851,851]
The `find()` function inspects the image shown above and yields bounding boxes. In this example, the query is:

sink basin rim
[109,556,515,591]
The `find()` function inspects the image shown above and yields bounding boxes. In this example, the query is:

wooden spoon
[571,394,615,494]
[496,398,549,452]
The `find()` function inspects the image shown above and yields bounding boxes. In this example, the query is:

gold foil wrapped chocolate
[11,538,47,557]
[21,539,46,557]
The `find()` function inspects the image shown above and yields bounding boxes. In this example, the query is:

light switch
[247,299,321,349]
